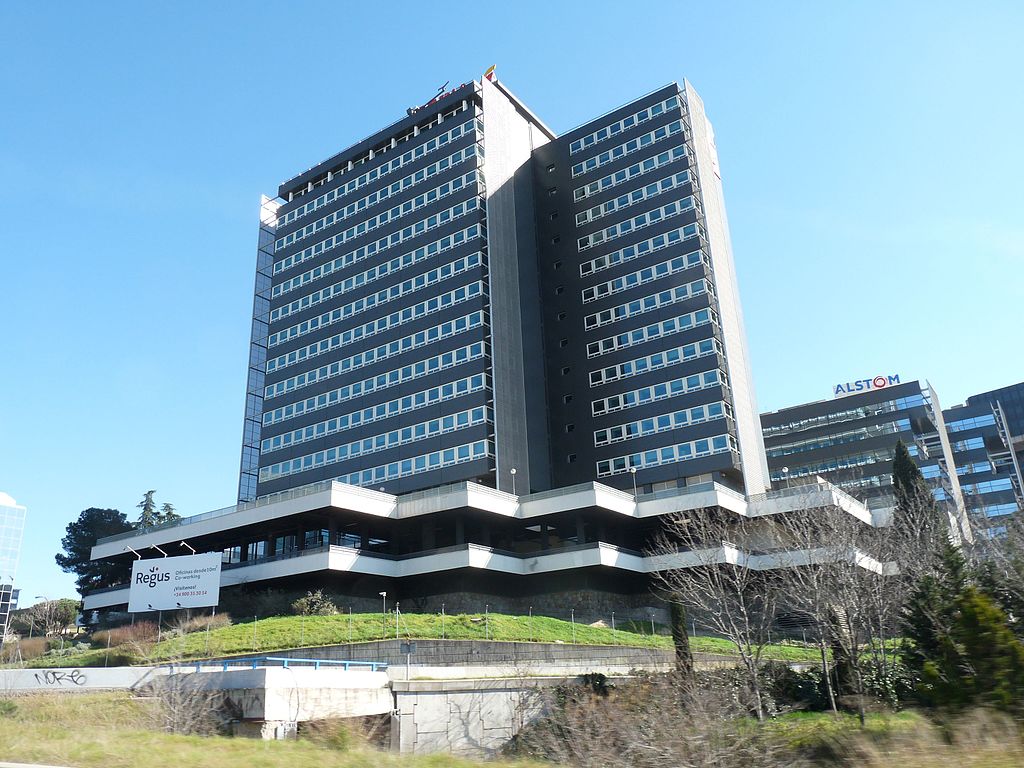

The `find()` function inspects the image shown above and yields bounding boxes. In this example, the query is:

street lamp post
[629,466,638,497]
[510,467,517,495]
[379,591,387,640]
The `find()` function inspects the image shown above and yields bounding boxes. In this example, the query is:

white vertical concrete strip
[926,382,973,544]
[479,78,551,494]
[683,81,770,494]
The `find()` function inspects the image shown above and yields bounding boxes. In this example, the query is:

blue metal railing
[167,656,387,673]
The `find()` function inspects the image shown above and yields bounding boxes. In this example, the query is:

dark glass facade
[760,380,964,512]
[238,78,770,503]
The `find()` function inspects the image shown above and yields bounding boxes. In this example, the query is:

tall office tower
[0,492,26,634]
[945,381,1024,538]
[85,75,873,620]
[760,379,966,520]
[239,77,554,502]
[532,83,769,496]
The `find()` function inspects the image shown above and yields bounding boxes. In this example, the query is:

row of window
[769,446,912,481]
[261,373,489,454]
[594,401,728,447]
[583,249,705,304]
[276,172,479,262]
[578,196,696,252]
[588,304,717,354]
[275,145,481,250]
[571,120,684,178]
[952,436,986,452]
[259,406,492,481]
[962,478,1014,495]
[277,116,480,228]
[596,434,734,478]
[978,502,1019,518]
[589,333,718,388]
[271,249,481,324]
[957,461,993,476]
[267,281,483,372]
[273,195,481,275]
[584,280,708,330]
[275,172,480,274]
[262,341,487,427]
[761,394,926,437]
[576,171,692,226]
[268,269,481,349]
[765,418,912,459]
[947,413,996,432]
[574,145,688,202]
[591,368,723,417]
[580,222,702,277]
[264,311,485,398]
[333,439,491,490]
[569,96,681,155]
[273,223,482,300]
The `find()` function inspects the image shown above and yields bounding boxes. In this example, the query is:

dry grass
[0,691,541,768]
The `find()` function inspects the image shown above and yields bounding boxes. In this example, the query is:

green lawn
[0,691,539,768]
[17,612,825,667]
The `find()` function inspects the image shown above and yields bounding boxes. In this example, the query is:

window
[559,338,569,348]
[546,164,556,172]
[565,423,575,433]
[549,211,559,220]
[548,187,557,196]
[557,312,567,321]
[561,366,571,375]
[555,286,565,295]
[273,223,483,300]
[563,394,574,404]
[567,454,578,463]
[553,260,563,269]
[264,315,486,401]
[551,236,561,244]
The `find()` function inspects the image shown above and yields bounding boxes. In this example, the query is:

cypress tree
[669,601,694,677]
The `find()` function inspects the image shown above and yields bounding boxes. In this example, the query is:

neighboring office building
[0,492,26,634]
[84,76,881,617]
[760,378,966,522]
[944,381,1024,538]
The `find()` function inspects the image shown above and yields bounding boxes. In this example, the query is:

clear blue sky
[1,2,1021,603]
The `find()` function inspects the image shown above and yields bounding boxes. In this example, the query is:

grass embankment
[21,612,824,667]
[0,692,540,768]
[3,693,1023,768]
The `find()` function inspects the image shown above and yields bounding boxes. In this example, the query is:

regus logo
[135,565,171,589]
[833,374,901,398]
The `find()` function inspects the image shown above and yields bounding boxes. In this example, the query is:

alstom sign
[833,374,901,398]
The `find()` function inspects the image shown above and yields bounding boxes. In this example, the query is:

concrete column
[455,516,465,546]
[575,514,586,545]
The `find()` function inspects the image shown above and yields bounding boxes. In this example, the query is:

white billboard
[128,552,221,613]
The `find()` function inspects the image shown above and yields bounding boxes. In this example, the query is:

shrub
[15,637,50,660]
[91,620,159,648]
[292,590,337,616]
[179,612,232,634]
[0,700,17,717]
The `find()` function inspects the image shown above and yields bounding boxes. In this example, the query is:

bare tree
[512,671,799,768]
[649,509,780,720]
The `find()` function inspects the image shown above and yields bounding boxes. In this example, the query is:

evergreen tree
[904,542,1024,713]
[137,490,158,527]
[892,439,935,517]
[668,601,693,677]
[158,502,179,524]
[55,508,133,593]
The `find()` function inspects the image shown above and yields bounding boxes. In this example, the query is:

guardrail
[168,656,388,672]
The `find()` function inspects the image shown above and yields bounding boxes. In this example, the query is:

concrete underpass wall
[234,639,675,669]
[391,676,564,755]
